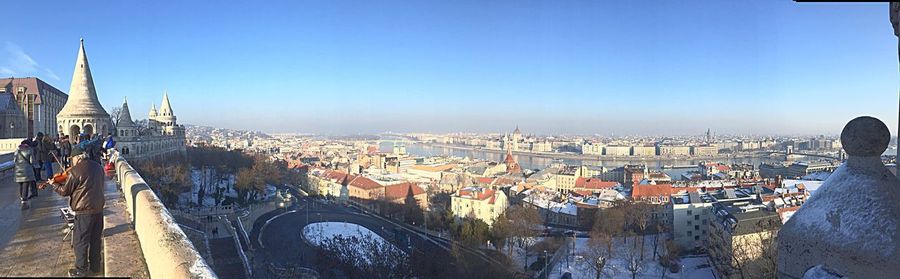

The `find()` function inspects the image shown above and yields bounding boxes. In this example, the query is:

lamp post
[543,250,549,279]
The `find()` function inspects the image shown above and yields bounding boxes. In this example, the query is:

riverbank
[425,142,770,162]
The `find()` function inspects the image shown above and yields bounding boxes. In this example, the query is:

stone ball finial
[840,116,890,157]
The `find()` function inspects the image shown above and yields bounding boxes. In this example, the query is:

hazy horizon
[3,1,897,136]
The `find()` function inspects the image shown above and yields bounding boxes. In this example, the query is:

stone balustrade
[777,116,900,278]
[113,151,218,278]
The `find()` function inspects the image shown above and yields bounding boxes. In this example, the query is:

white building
[669,192,715,252]
[451,186,509,226]
[604,145,631,156]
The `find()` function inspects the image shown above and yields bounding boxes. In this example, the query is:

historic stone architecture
[57,39,185,159]
[777,116,900,278]
[0,77,68,138]
[115,93,186,159]
[57,39,112,139]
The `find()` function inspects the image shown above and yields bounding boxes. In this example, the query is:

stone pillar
[777,116,900,278]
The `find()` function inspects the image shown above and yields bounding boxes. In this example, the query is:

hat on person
[71,145,85,157]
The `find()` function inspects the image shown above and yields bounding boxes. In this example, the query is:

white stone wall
[113,152,216,279]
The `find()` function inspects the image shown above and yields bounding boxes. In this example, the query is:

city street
[248,194,515,277]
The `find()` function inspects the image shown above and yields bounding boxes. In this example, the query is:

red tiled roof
[349,176,382,190]
[458,188,496,201]
[384,182,426,200]
[572,190,593,197]
[476,177,494,184]
[631,184,674,199]
[575,178,618,189]
[493,177,517,186]
[324,170,349,181]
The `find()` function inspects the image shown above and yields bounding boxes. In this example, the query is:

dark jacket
[60,140,72,156]
[37,139,58,162]
[54,159,105,214]
[13,145,35,183]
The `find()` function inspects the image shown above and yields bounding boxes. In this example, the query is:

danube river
[379,141,786,178]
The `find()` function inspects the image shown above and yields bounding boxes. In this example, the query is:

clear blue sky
[2,1,897,136]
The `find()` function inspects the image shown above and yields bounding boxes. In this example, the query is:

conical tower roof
[159,90,173,115]
[118,97,134,127]
[149,103,157,117]
[58,39,109,118]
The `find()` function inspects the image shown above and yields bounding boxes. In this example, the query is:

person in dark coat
[13,140,36,206]
[59,135,72,169]
[38,135,59,179]
[41,146,105,277]
[28,134,41,182]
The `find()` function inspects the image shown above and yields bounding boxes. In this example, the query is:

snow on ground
[302,221,403,263]
[546,235,716,279]
[508,237,544,271]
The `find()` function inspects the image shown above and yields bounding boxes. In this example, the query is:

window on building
[687,210,692,215]
[687,231,692,236]
[687,221,692,226]
[694,215,700,220]
[695,225,699,230]
[694,235,700,241]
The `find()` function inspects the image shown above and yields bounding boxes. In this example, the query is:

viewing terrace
[0,151,215,278]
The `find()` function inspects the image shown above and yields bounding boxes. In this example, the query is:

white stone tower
[117,98,137,138]
[57,39,111,141]
[157,90,176,126]
[148,103,159,130]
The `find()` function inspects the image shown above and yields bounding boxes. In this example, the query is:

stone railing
[0,138,26,153]
[113,151,218,278]
[777,116,900,278]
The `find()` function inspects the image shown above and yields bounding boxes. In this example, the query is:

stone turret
[57,39,111,140]
[157,90,176,126]
[777,116,900,278]
[117,98,138,138]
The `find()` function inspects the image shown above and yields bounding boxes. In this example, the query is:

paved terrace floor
[0,166,149,277]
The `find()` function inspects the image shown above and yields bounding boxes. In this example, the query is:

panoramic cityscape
[0,1,898,279]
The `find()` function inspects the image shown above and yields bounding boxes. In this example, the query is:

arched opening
[69,125,81,142]
[83,124,94,138]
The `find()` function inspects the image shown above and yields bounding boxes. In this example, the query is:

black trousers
[18,182,33,201]
[73,212,103,273]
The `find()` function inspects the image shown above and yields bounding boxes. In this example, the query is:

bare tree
[713,218,780,279]
[110,106,122,132]
[626,256,642,279]
[507,205,542,270]
[134,119,150,136]
[632,204,652,260]
[583,232,613,279]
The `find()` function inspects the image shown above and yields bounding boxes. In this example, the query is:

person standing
[14,140,36,207]
[60,135,72,169]
[28,134,41,181]
[102,133,115,160]
[41,146,105,277]
[38,134,59,180]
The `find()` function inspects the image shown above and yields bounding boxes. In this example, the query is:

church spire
[58,38,109,118]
